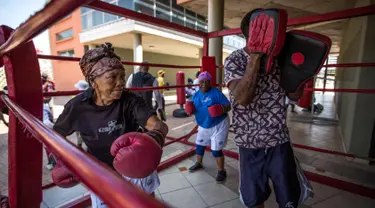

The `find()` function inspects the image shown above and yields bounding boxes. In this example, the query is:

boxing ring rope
[1,0,375,207]
[216,62,375,69]
[0,95,166,208]
[37,55,202,69]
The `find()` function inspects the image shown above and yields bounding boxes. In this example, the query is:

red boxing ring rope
[37,55,202,69]
[305,88,375,94]
[1,95,166,208]
[216,62,375,69]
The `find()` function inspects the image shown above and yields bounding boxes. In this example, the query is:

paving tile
[264,191,279,208]
[304,182,341,206]
[195,181,238,206]
[339,165,368,183]
[311,191,375,208]
[226,160,239,170]
[209,198,246,208]
[155,188,160,195]
[158,165,180,176]
[43,184,88,208]
[182,170,215,186]
[161,187,207,208]
[310,158,345,176]
[155,194,163,202]
[158,172,191,194]
[40,201,48,208]
[294,151,317,165]
[175,158,195,169]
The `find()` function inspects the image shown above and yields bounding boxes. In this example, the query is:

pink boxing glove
[208,104,224,118]
[185,100,195,116]
[50,154,80,188]
[111,132,163,178]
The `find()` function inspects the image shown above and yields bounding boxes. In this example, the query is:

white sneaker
[45,164,53,170]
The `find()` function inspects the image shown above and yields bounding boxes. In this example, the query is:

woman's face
[93,68,125,101]
[199,79,211,93]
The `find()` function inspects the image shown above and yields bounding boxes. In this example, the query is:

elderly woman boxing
[52,43,168,207]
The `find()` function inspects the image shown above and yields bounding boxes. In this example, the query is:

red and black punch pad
[278,30,332,93]
[248,8,288,73]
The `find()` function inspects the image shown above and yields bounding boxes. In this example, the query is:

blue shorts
[239,142,302,208]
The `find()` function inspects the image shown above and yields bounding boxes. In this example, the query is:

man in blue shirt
[185,71,231,182]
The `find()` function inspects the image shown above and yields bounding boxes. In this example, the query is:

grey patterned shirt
[224,49,290,149]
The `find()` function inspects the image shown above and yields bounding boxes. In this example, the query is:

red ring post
[201,56,217,86]
[176,72,186,105]
[1,25,44,207]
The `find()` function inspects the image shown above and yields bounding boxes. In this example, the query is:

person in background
[156,70,166,121]
[126,62,165,121]
[43,102,55,170]
[185,78,195,99]
[74,80,89,150]
[185,71,231,182]
[193,71,201,93]
[41,72,55,106]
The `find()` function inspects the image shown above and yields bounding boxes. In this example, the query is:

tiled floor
[0,93,375,207]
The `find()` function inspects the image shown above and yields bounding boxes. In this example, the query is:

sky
[0,0,51,54]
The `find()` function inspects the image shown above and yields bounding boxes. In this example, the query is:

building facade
[48,0,245,91]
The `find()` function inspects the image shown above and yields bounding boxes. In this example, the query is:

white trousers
[196,116,230,151]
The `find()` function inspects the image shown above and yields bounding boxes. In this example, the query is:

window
[197,14,206,22]
[118,0,134,10]
[104,13,118,22]
[56,29,73,41]
[156,0,170,5]
[58,49,75,57]
[80,7,91,15]
[172,9,184,26]
[134,0,154,17]
[185,16,196,29]
[197,20,207,32]
[92,11,104,27]
[84,45,89,53]
[156,3,171,21]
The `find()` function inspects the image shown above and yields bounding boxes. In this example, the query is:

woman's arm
[222,104,231,113]
[145,115,169,137]
[227,53,261,106]
[131,95,169,146]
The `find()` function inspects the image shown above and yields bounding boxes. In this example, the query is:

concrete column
[208,0,224,84]
[198,48,204,63]
[133,33,143,73]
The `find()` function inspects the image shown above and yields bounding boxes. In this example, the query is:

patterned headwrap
[79,42,124,84]
[197,71,212,81]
